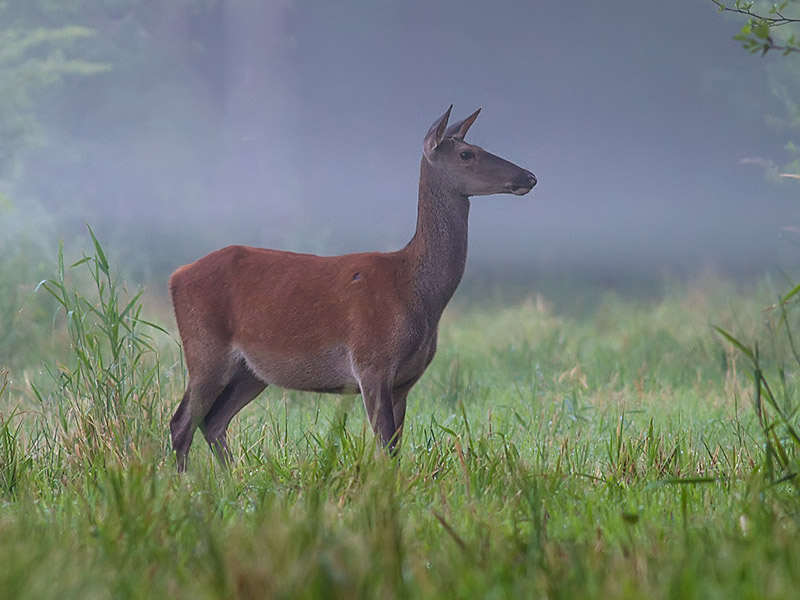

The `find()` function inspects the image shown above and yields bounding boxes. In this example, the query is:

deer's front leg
[359,373,400,453]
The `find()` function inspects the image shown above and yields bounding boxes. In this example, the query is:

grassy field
[2,232,800,599]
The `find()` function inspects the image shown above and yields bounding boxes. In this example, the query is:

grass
[2,232,800,598]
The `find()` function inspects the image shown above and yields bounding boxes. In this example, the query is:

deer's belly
[236,331,436,395]
[239,345,359,393]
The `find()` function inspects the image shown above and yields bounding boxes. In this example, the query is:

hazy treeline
[2,1,290,235]
[1,0,799,285]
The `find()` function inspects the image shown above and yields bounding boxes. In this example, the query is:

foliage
[715,279,800,486]
[0,371,30,496]
[711,3,800,464]
[0,4,109,178]
[33,225,170,468]
[0,0,219,186]
[0,196,60,370]
[712,1,800,181]
[712,1,800,55]
[2,235,800,597]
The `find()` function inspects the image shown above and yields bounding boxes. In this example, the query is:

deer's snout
[523,170,537,188]
[507,170,537,195]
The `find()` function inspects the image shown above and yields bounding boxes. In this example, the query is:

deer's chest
[392,321,438,387]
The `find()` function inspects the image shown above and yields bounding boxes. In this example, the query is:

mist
[7,0,800,290]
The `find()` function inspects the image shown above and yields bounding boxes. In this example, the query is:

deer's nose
[524,170,537,188]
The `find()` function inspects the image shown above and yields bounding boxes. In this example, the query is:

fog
[8,0,800,288]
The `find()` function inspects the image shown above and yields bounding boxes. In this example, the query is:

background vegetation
[3,232,800,598]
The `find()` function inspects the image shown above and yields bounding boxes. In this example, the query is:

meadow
[2,229,800,599]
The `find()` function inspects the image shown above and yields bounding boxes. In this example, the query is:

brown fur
[168,107,536,470]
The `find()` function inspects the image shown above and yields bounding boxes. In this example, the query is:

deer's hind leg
[200,362,266,467]
[170,388,195,472]
[170,347,242,471]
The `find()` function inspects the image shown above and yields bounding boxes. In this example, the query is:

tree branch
[711,0,800,55]
[711,0,800,26]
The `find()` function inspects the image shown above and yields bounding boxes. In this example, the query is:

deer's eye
[460,151,475,161]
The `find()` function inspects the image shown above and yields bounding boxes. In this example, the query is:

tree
[0,3,109,178]
[712,1,800,55]
[712,1,800,177]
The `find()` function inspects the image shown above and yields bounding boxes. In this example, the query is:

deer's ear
[444,108,481,141]
[423,105,452,161]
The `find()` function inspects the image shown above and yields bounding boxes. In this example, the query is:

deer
[168,106,536,471]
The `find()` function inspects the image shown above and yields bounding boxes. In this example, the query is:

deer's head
[423,106,536,197]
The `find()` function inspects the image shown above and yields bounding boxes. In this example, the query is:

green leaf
[714,326,757,364]
[781,281,800,304]
[86,224,109,276]
[69,256,91,269]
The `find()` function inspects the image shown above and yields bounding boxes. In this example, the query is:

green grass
[2,233,800,599]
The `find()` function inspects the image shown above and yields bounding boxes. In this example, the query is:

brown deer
[168,106,536,470]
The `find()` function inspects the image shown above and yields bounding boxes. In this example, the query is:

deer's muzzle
[507,170,537,195]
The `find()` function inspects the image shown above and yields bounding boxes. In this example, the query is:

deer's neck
[405,158,470,320]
